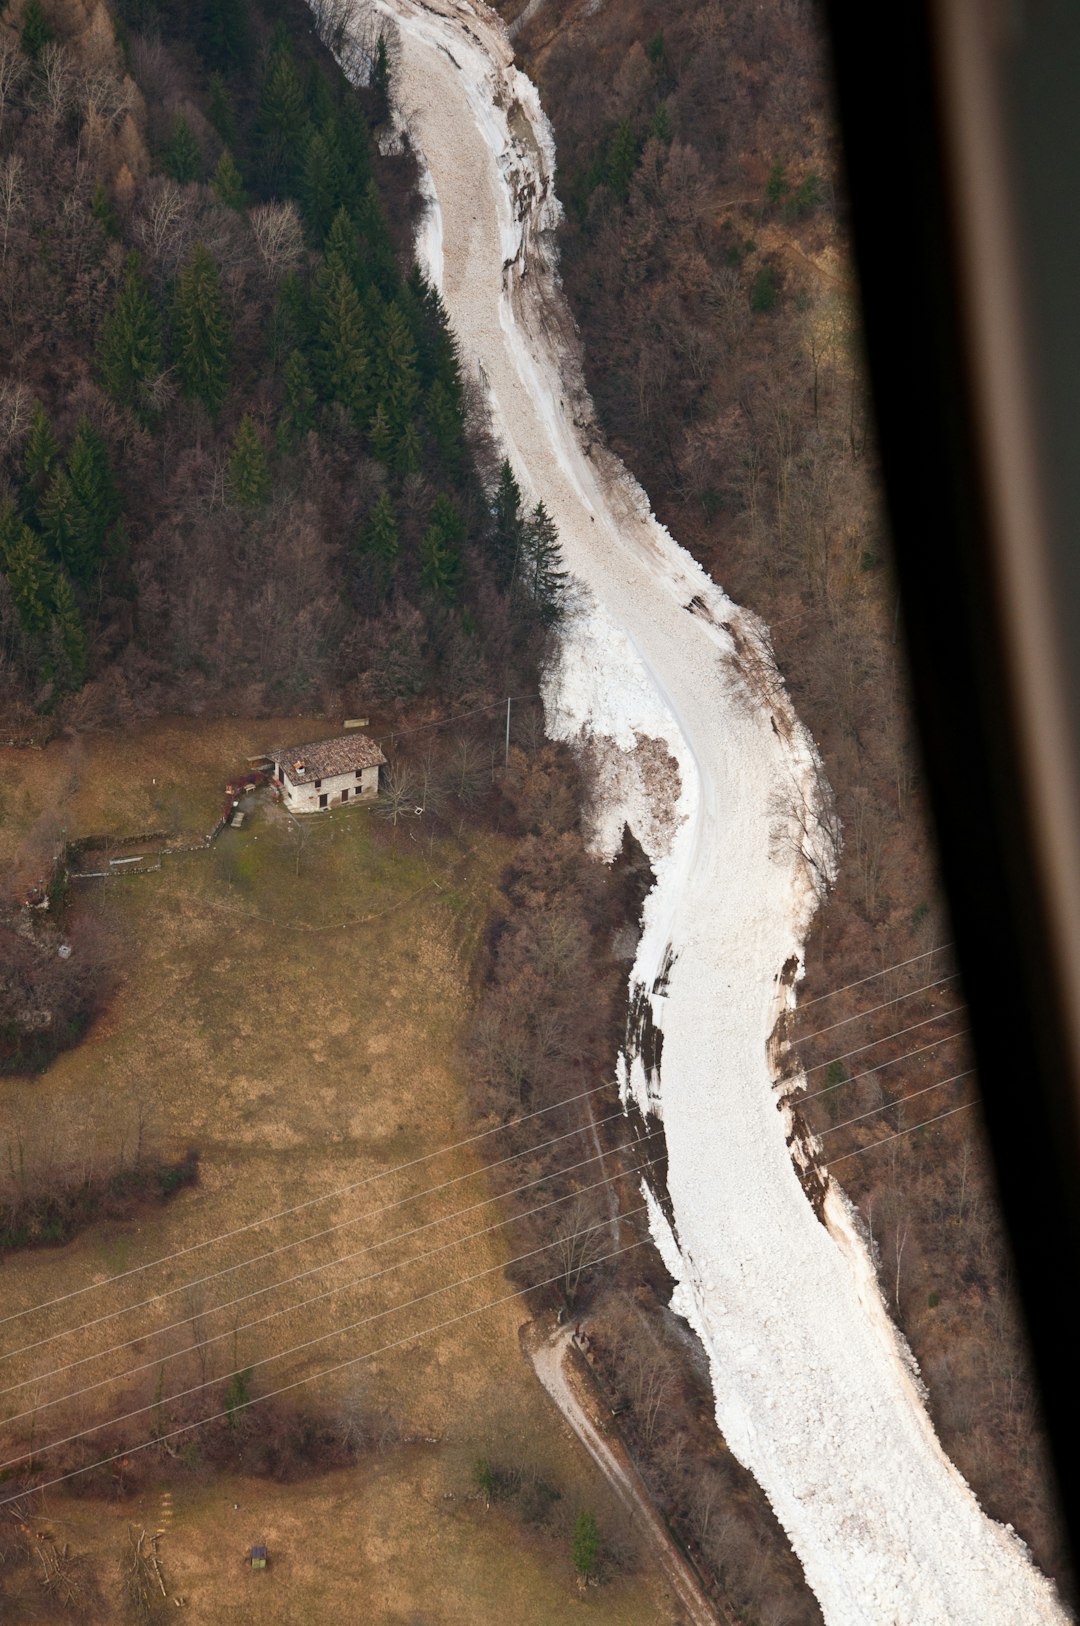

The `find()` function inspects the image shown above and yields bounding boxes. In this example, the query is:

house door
[341,788,349,802]
[319,793,327,808]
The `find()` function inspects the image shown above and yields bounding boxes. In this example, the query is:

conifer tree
[323,206,365,292]
[521,500,568,624]
[371,302,419,443]
[326,102,372,218]
[90,183,119,237]
[490,459,525,591]
[367,401,393,465]
[164,115,201,183]
[425,378,463,477]
[280,349,317,445]
[357,489,399,596]
[2,522,55,638]
[20,0,52,60]
[200,0,252,72]
[257,46,309,190]
[227,414,271,507]
[99,255,162,415]
[355,179,395,290]
[22,402,60,509]
[420,494,465,603]
[272,270,313,363]
[66,421,120,579]
[301,131,336,243]
[607,119,638,198]
[392,419,422,477]
[207,72,237,147]
[371,32,391,124]
[38,468,78,576]
[48,571,87,691]
[212,149,246,211]
[313,258,369,422]
[175,244,230,418]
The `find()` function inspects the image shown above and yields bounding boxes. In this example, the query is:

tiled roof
[273,735,387,780]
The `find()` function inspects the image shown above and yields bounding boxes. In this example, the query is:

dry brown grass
[0,723,680,1624]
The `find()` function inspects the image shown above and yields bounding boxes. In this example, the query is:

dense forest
[0,0,562,733]
[502,0,1072,1598]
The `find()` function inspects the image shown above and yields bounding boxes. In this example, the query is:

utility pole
[504,694,511,769]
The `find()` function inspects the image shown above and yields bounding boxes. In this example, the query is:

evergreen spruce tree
[357,488,399,595]
[326,102,371,219]
[98,254,162,415]
[272,270,313,363]
[211,149,246,211]
[490,459,525,591]
[164,115,201,184]
[199,0,253,72]
[301,131,336,244]
[38,468,78,577]
[367,402,393,465]
[420,494,464,603]
[371,32,391,124]
[607,119,638,198]
[175,244,230,418]
[392,419,422,477]
[256,45,309,190]
[371,302,419,444]
[207,72,237,147]
[355,179,395,291]
[2,522,55,638]
[521,500,568,625]
[425,378,463,477]
[20,0,52,60]
[66,420,120,580]
[323,206,365,292]
[90,183,119,237]
[313,258,369,422]
[280,349,317,445]
[22,402,60,509]
[227,414,271,507]
[48,571,87,691]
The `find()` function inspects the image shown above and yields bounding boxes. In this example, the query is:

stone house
[271,735,386,812]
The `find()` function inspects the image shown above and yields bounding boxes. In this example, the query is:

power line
[817,1069,975,1140]
[0,1235,651,1511]
[0,1101,635,1368]
[0,1077,621,1339]
[795,943,955,1009]
[0,1139,660,1426]
[0,1207,648,1478]
[801,1005,966,1076]
[796,1027,968,1106]
[5,1011,969,1369]
[795,973,961,1044]
[828,1101,978,1167]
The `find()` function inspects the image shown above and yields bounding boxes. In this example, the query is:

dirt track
[526,1320,720,1626]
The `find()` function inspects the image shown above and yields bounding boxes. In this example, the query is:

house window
[319,793,327,808]
[315,778,322,789]
[355,769,362,779]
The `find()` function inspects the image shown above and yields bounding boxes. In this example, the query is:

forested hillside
[501,0,1073,1596]
[0,0,559,732]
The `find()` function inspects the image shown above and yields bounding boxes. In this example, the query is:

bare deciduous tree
[250,201,305,281]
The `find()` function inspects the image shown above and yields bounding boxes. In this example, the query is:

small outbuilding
[270,734,387,813]
[249,1545,268,1570]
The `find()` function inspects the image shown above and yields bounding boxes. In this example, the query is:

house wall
[279,763,381,811]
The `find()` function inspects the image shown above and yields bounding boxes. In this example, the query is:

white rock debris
[328,1,1068,1620]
